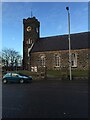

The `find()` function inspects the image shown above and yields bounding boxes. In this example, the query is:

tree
[2,48,22,70]
[2,49,10,67]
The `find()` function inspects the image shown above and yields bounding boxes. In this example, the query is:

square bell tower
[23,16,40,70]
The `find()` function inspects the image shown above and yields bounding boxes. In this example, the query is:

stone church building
[23,16,88,72]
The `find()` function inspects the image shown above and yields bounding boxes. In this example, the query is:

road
[2,79,88,119]
[0,79,2,120]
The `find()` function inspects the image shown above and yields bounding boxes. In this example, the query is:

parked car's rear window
[4,73,11,77]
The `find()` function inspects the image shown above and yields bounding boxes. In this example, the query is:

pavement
[2,79,88,119]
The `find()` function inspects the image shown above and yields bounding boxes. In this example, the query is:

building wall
[30,49,88,71]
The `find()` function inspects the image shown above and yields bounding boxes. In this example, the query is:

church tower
[23,17,40,70]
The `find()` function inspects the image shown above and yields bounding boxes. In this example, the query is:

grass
[18,69,88,78]
[71,70,88,77]
[2,69,88,79]
[46,70,62,78]
[47,70,88,78]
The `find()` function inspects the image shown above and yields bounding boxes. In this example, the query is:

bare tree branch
[2,48,22,70]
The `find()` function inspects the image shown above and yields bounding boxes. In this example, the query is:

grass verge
[18,70,88,78]
[2,69,88,79]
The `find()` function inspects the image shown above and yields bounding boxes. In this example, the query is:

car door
[5,73,12,81]
[11,73,20,82]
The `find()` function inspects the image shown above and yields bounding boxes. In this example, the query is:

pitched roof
[31,32,89,52]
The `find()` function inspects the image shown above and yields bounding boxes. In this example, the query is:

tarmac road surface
[0,78,2,120]
[2,79,88,119]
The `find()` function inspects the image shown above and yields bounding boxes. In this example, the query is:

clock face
[26,26,31,32]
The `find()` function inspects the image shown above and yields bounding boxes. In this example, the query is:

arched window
[40,55,46,67]
[27,38,33,45]
[28,38,32,44]
[28,48,31,57]
[71,53,77,67]
[55,54,60,67]
[36,27,38,33]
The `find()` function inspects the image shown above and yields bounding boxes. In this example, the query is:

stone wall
[30,49,88,71]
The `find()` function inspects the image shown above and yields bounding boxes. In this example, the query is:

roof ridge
[40,31,88,40]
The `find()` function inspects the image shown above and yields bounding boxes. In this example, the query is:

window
[55,54,60,67]
[28,48,31,57]
[36,28,38,33]
[71,53,77,67]
[28,39,32,44]
[12,73,19,77]
[27,39,33,45]
[4,73,11,77]
[40,55,45,67]
[28,39,30,44]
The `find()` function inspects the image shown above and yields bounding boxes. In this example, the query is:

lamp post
[66,7,72,80]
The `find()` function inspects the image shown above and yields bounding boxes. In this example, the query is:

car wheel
[19,79,24,84]
[3,79,7,84]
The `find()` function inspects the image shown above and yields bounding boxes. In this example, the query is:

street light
[66,7,72,80]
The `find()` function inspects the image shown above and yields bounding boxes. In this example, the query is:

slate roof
[31,32,89,53]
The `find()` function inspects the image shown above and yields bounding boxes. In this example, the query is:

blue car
[2,72,32,84]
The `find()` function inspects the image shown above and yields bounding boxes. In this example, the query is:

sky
[1,2,88,56]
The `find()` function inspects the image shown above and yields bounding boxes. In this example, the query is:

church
[23,16,88,72]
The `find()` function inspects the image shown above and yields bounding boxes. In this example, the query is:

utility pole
[66,7,72,80]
